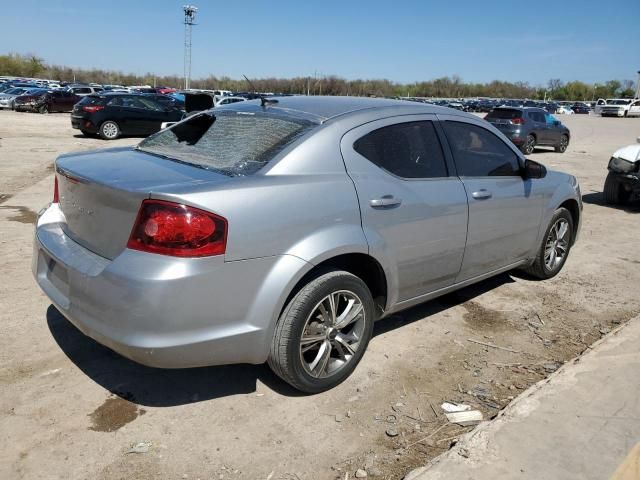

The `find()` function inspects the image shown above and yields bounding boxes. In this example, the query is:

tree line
[1,53,636,101]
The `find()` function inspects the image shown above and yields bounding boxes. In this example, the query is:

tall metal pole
[635,70,640,100]
[183,5,198,90]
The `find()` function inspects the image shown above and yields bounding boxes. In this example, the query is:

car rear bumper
[33,203,310,368]
[71,115,96,131]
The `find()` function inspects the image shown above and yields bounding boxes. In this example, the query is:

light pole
[635,71,640,99]
[183,5,198,90]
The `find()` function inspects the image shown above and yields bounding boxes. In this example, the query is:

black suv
[71,93,185,139]
[484,107,570,155]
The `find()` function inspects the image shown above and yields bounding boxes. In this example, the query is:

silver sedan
[33,96,582,392]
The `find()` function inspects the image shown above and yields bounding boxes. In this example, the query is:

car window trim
[345,114,453,181]
[435,115,524,179]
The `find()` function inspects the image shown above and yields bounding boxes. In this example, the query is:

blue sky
[1,0,638,85]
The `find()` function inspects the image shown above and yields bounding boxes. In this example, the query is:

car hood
[612,144,640,163]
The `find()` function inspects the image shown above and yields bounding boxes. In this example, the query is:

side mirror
[523,159,547,179]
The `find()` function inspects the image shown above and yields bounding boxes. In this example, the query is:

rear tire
[603,172,631,205]
[520,207,573,280]
[98,120,120,140]
[39,105,49,114]
[521,134,536,155]
[555,134,569,153]
[268,270,375,393]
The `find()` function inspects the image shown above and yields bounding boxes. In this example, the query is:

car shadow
[47,273,516,406]
[582,191,640,213]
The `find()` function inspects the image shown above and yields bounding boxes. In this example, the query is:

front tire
[603,172,631,205]
[98,120,120,140]
[521,134,536,155]
[520,208,573,279]
[268,270,375,393]
[39,105,49,114]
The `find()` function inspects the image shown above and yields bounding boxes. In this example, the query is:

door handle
[370,195,402,208]
[471,189,492,200]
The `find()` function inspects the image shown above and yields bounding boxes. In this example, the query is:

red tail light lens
[127,200,227,257]
[511,117,525,124]
[82,105,105,113]
[53,176,59,203]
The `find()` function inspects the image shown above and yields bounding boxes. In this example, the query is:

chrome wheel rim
[103,122,118,138]
[299,290,366,379]
[544,218,570,270]
[525,137,535,154]
[559,136,568,151]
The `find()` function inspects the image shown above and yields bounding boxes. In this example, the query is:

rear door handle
[370,195,402,208]
[471,189,492,200]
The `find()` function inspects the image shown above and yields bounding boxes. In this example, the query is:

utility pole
[183,5,198,90]
[635,71,640,99]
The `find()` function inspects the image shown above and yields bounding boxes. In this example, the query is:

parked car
[70,93,185,139]
[13,89,79,113]
[33,96,582,393]
[571,103,591,114]
[68,85,104,96]
[597,98,640,117]
[485,107,571,154]
[214,96,247,107]
[0,87,32,109]
[555,105,574,114]
[603,137,640,205]
[13,89,50,112]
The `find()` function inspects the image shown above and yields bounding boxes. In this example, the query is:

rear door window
[137,111,315,176]
[353,121,448,178]
[442,121,521,177]
[528,111,545,123]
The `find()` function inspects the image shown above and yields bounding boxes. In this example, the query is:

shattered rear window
[137,111,315,176]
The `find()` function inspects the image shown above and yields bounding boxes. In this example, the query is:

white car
[556,105,574,115]
[214,96,247,107]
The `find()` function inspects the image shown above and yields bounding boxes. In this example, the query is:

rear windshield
[137,111,315,176]
[486,109,522,119]
[77,95,105,105]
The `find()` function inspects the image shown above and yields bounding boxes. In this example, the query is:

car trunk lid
[56,147,230,260]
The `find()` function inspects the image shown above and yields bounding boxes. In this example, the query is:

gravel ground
[0,110,639,480]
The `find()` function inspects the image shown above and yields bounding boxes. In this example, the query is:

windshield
[608,100,632,105]
[137,111,316,176]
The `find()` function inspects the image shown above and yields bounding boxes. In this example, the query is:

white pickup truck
[595,98,640,117]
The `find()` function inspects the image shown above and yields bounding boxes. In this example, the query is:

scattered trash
[385,428,399,437]
[126,442,152,454]
[266,472,274,480]
[256,393,265,397]
[599,327,611,335]
[335,414,345,423]
[441,402,471,413]
[458,447,470,458]
[544,362,561,373]
[467,338,521,354]
[445,410,483,426]
[385,414,397,423]
[38,368,61,377]
[355,469,368,478]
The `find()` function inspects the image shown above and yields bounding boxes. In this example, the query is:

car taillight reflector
[53,176,59,203]
[127,200,227,257]
[82,105,105,113]
[511,117,525,124]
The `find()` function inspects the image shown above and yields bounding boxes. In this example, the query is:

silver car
[0,87,31,109]
[33,97,582,392]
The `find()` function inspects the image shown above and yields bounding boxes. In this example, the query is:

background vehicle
[571,103,591,114]
[485,107,571,154]
[596,98,640,117]
[604,137,640,205]
[0,87,32,109]
[68,85,104,96]
[556,105,574,114]
[13,89,49,112]
[34,97,582,393]
[70,93,184,139]
[14,90,79,113]
[214,96,247,107]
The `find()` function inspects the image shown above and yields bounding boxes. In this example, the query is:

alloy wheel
[102,122,118,139]
[558,136,568,152]
[544,218,570,270]
[524,136,536,154]
[299,290,366,378]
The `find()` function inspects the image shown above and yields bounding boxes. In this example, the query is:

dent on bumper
[33,204,310,368]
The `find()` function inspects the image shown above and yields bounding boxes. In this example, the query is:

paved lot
[0,110,639,480]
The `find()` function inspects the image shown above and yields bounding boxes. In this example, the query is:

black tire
[39,105,49,114]
[555,134,569,153]
[520,207,574,280]
[603,172,631,205]
[98,120,120,140]
[521,134,536,155]
[268,270,375,393]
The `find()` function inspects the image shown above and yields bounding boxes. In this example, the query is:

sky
[1,0,639,86]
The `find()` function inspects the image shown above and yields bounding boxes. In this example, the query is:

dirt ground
[0,110,639,480]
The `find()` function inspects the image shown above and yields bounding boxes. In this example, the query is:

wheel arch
[558,198,580,245]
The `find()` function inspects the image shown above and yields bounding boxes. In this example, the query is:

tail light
[511,117,525,124]
[53,176,59,203]
[82,105,105,113]
[127,200,227,257]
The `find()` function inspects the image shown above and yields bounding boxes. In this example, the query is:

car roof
[220,95,462,123]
